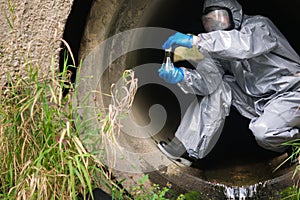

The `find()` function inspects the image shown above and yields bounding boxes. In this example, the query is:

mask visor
[202,9,232,32]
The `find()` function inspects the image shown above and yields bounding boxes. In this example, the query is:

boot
[157,137,196,166]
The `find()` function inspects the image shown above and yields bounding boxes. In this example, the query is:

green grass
[0,55,120,199]
[0,1,123,199]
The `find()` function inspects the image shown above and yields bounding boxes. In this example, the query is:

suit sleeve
[177,57,223,96]
[195,18,278,60]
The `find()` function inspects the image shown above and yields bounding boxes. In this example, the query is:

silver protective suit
[176,0,300,159]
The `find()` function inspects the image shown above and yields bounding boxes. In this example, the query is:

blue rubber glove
[162,32,193,49]
[158,66,184,84]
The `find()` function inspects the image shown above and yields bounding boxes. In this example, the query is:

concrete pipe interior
[67,0,300,198]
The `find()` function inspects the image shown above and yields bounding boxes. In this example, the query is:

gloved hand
[158,66,184,84]
[162,32,193,49]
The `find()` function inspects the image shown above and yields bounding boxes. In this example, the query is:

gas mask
[202,7,234,32]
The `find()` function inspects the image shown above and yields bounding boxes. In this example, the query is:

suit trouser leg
[175,81,231,159]
[249,91,300,152]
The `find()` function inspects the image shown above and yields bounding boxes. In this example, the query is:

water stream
[224,184,259,199]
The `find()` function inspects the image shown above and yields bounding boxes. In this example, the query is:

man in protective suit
[157,0,300,166]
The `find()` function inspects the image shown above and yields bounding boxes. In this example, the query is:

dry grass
[0,55,119,199]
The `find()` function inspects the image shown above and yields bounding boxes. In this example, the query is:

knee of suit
[249,120,297,152]
[249,122,280,151]
[249,120,268,141]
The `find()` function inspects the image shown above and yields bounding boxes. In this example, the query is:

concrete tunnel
[62,0,300,198]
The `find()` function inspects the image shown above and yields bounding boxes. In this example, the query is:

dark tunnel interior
[60,0,300,172]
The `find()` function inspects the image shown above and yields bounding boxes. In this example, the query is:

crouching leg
[249,91,300,153]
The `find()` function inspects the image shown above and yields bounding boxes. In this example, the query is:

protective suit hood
[203,0,243,29]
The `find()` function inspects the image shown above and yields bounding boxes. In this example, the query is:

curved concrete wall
[0,0,74,86]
